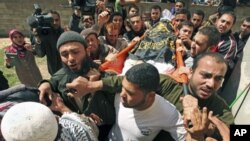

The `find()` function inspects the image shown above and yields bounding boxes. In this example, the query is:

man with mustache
[212,11,237,90]
[213,11,237,71]
[70,63,186,141]
[38,31,115,140]
[233,16,250,59]
[185,25,220,68]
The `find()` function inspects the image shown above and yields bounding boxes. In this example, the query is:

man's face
[130,16,143,32]
[191,14,203,29]
[106,30,119,46]
[189,56,227,99]
[82,15,94,28]
[112,16,123,29]
[175,14,188,28]
[240,20,250,37]
[120,77,149,110]
[215,14,234,34]
[190,32,209,57]
[179,25,193,39]
[49,13,61,29]
[175,2,184,12]
[85,34,99,54]
[59,42,87,71]
[128,7,138,17]
[151,8,161,22]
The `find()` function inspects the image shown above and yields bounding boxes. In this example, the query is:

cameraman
[31,10,64,75]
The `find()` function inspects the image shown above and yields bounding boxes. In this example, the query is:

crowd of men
[0,0,250,140]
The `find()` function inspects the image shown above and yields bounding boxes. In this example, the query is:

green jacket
[102,74,234,140]
[49,66,116,125]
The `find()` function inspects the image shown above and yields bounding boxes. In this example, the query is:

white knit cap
[1,102,58,141]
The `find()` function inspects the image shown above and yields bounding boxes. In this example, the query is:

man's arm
[208,111,230,141]
[30,29,46,57]
[38,81,55,105]
[66,76,104,97]
[66,75,124,97]
[68,9,82,33]
[218,36,237,69]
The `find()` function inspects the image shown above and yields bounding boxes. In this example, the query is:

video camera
[72,0,96,15]
[27,4,53,35]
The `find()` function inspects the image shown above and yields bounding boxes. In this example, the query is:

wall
[0,0,249,37]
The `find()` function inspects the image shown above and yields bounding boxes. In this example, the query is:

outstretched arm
[208,111,230,141]
[66,76,104,97]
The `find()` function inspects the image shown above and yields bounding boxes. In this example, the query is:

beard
[188,78,215,101]
[63,57,93,79]
[122,96,147,109]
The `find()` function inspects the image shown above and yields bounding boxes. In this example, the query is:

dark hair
[218,11,236,25]
[192,9,205,21]
[82,14,94,20]
[128,4,139,13]
[192,52,227,72]
[217,5,234,15]
[48,10,60,18]
[128,13,142,22]
[103,22,119,35]
[242,16,250,23]
[151,5,162,12]
[109,12,124,22]
[125,63,160,93]
[106,5,115,14]
[198,26,220,47]
[177,21,194,30]
[176,0,185,7]
[175,8,191,20]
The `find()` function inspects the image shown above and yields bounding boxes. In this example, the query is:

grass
[0,38,49,87]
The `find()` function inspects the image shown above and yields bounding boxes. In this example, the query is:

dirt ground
[0,38,50,80]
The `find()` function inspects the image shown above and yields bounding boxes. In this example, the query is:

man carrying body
[173,8,191,31]
[66,52,234,140]
[185,26,220,68]
[38,31,115,139]
[176,21,194,50]
[124,14,146,42]
[144,5,162,29]
[69,63,186,140]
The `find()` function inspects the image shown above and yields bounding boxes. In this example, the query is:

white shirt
[108,94,186,141]
[184,56,194,68]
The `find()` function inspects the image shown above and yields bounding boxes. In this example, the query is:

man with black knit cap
[38,31,115,140]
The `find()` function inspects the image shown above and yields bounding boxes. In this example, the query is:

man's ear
[147,91,155,99]
[188,69,193,79]
[175,29,180,36]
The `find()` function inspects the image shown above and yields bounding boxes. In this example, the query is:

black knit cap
[57,31,87,50]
